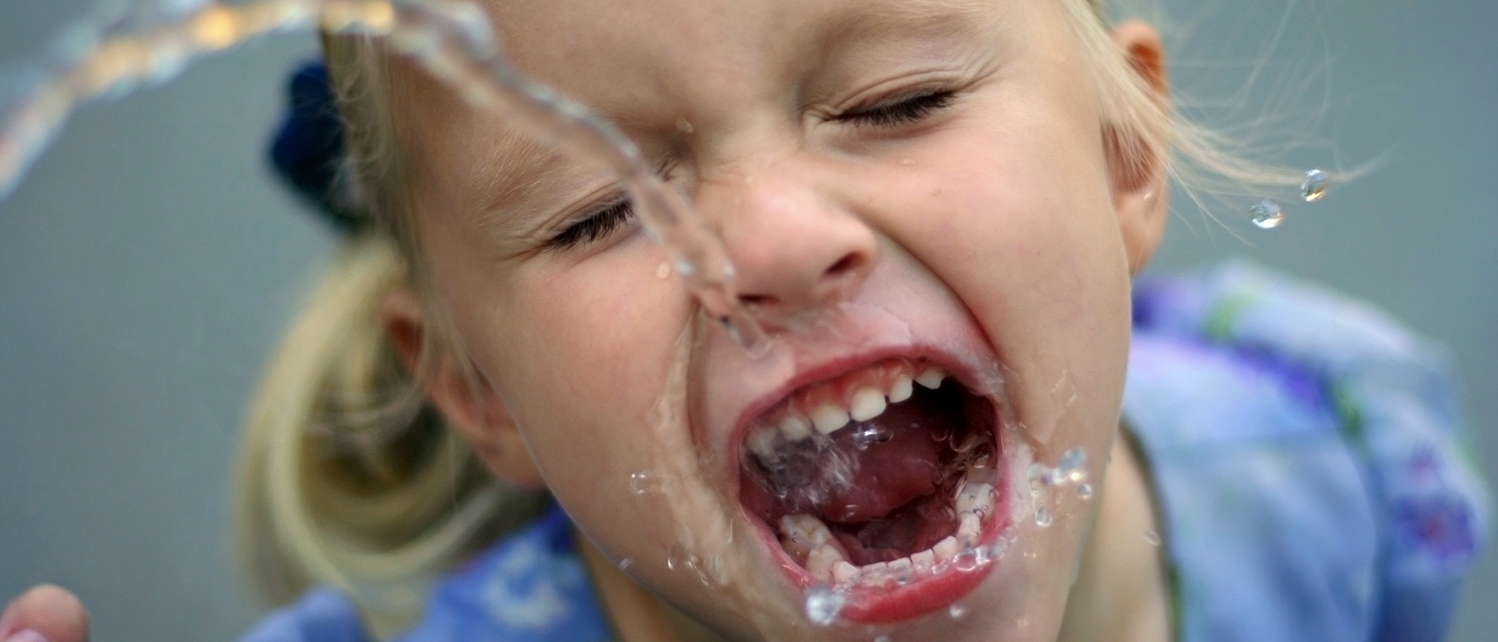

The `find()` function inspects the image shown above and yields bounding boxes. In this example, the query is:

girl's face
[398,0,1162,638]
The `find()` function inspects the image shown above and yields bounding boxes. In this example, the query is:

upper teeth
[746,364,949,458]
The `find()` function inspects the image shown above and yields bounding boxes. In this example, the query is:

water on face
[0,4,1156,638]
[0,0,769,354]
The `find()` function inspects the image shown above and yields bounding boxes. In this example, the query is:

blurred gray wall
[0,0,1493,640]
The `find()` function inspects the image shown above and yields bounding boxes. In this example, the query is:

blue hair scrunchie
[268,61,362,232]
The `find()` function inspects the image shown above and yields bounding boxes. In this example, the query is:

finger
[0,585,89,642]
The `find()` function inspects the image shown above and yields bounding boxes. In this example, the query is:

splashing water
[803,586,846,626]
[0,0,768,353]
[1249,199,1285,229]
[1027,446,1090,528]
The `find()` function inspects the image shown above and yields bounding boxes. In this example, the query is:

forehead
[397,0,1016,221]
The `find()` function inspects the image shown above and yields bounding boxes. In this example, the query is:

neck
[576,529,726,642]
[1057,429,1173,642]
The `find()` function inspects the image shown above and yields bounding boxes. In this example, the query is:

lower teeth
[780,478,997,587]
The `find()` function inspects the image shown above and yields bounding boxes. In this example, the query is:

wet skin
[392,0,1171,639]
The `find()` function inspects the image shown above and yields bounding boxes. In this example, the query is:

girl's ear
[380,288,546,489]
[1107,20,1170,274]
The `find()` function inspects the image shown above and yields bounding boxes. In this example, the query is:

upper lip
[706,334,1002,490]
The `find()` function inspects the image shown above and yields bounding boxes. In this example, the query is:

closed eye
[547,198,635,250]
[835,90,956,128]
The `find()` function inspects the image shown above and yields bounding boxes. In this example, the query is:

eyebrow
[460,0,1003,228]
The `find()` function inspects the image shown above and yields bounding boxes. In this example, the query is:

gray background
[0,0,1493,640]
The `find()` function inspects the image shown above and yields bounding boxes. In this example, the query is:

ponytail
[232,232,547,636]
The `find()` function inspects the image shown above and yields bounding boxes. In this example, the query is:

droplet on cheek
[629,470,659,494]
[656,262,672,279]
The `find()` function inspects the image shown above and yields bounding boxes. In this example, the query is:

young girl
[0,0,1487,640]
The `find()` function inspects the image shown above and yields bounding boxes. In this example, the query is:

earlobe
[379,289,547,489]
[1106,20,1171,274]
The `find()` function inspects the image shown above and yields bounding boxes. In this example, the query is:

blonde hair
[233,0,1307,635]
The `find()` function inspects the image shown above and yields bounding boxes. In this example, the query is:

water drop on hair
[1301,169,1330,202]
[803,587,846,626]
[1143,530,1162,546]
[1250,199,1285,229]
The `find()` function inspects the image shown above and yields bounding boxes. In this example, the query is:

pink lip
[722,343,1010,623]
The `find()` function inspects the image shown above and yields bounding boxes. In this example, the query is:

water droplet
[655,262,672,279]
[1076,483,1094,500]
[628,471,659,494]
[954,547,986,572]
[949,603,968,619]
[1034,505,1053,528]
[1301,169,1330,202]
[874,637,893,642]
[852,423,894,449]
[618,557,633,569]
[1057,447,1087,482]
[1250,199,1285,229]
[675,118,695,134]
[1143,530,1162,546]
[803,587,846,626]
[898,158,914,166]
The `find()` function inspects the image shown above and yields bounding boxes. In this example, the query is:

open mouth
[738,357,1004,618]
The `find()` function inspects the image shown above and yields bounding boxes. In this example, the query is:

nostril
[825,253,863,279]
[738,292,776,308]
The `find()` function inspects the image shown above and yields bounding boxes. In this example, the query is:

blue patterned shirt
[241,261,1489,641]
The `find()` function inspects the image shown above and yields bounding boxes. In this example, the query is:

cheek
[479,239,694,505]
[870,105,1133,451]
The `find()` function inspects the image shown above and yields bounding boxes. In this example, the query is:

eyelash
[546,90,955,250]
[837,89,956,128]
[548,198,635,250]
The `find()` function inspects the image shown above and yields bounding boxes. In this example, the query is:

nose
[697,160,879,322]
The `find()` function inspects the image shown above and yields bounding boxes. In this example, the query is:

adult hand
[0,585,88,642]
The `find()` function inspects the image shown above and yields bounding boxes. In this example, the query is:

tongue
[740,399,952,526]
[817,417,944,523]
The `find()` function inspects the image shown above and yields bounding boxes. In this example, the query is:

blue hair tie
[269,61,363,232]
